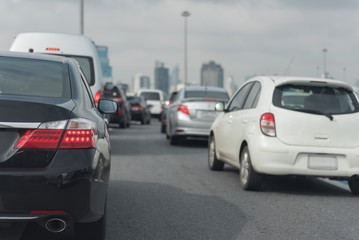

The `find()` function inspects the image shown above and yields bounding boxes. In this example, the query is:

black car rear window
[185,90,229,100]
[0,57,71,98]
[273,84,359,114]
[128,96,141,104]
[141,92,160,100]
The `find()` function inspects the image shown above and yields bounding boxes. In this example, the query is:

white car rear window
[273,84,359,114]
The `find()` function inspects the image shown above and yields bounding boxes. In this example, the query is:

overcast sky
[1,0,359,88]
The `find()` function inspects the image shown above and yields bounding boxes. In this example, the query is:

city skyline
[1,0,359,88]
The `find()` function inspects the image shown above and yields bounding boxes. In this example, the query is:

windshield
[0,56,70,98]
[273,84,359,115]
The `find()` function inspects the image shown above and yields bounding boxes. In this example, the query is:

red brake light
[59,129,95,149]
[15,119,97,149]
[59,119,97,149]
[178,105,189,115]
[260,113,276,137]
[16,129,63,149]
[94,90,101,104]
[30,210,67,215]
[113,97,123,105]
[118,109,123,116]
[132,105,142,111]
[203,99,216,102]
[46,48,60,51]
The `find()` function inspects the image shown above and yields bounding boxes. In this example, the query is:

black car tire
[141,116,145,125]
[348,179,359,195]
[170,135,179,145]
[239,146,262,191]
[119,121,126,128]
[75,202,107,240]
[208,135,224,171]
[161,124,166,133]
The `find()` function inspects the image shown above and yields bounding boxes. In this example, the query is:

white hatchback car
[209,76,359,194]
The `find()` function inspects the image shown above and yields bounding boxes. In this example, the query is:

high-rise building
[200,61,224,88]
[154,61,170,94]
[133,73,151,93]
[96,45,112,83]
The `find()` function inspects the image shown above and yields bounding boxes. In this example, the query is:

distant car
[103,83,131,128]
[161,91,178,133]
[167,86,229,145]
[209,76,359,195]
[0,52,117,239]
[9,32,103,105]
[137,89,168,120]
[127,96,151,125]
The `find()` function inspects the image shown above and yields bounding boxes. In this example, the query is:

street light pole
[182,11,190,86]
[80,0,84,34]
[322,48,327,78]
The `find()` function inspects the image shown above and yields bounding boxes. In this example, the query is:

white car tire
[239,146,262,191]
[208,135,224,171]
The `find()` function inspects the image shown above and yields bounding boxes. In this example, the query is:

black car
[103,83,131,128]
[127,96,151,125]
[0,52,117,240]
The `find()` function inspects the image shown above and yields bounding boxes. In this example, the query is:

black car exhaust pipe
[45,218,67,233]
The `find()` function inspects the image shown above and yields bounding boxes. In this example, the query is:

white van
[9,32,103,104]
[137,89,168,119]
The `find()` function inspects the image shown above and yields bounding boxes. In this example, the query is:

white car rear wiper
[297,109,334,121]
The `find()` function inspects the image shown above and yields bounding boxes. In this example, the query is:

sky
[1,0,359,90]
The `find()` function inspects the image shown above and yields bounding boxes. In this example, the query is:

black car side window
[228,83,253,112]
[243,82,261,109]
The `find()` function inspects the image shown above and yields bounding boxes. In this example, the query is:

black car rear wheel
[348,179,359,195]
[75,201,107,240]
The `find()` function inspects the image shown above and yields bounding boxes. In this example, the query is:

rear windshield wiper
[296,109,334,121]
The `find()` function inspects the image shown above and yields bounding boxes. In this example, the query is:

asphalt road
[4,120,359,239]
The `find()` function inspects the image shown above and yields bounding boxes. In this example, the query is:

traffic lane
[107,180,246,240]
[107,122,359,240]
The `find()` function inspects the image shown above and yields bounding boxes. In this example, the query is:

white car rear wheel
[239,146,262,191]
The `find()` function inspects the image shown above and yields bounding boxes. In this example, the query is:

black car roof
[1,51,71,64]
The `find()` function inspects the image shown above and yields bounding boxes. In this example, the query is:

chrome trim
[0,216,38,220]
[0,122,40,129]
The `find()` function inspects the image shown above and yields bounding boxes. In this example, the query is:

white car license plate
[307,155,338,170]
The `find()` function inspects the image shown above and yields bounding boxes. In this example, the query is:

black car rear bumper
[0,148,110,224]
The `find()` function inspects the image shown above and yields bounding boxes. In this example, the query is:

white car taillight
[15,118,98,149]
[260,113,276,137]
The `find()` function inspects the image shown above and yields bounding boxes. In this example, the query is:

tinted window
[0,57,70,98]
[243,82,261,109]
[273,84,359,114]
[228,83,253,112]
[141,92,160,100]
[60,55,94,86]
[184,90,229,100]
[128,96,142,105]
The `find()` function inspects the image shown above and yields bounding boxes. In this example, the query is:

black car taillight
[15,118,98,149]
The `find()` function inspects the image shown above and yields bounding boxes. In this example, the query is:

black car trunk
[0,97,75,168]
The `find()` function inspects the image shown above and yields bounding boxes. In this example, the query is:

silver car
[166,86,229,145]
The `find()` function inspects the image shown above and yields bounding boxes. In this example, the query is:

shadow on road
[258,175,352,197]
[107,180,246,240]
